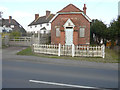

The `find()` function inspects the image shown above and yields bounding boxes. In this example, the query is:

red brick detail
[51,14,90,45]
[60,31,65,45]
[73,31,78,45]
[57,4,83,13]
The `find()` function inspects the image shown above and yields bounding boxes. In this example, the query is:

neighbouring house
[28,10,55,34]
[0,18,12,33]
[0,16,26,35]
[50,4,91,45]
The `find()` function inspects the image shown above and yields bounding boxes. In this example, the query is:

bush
[9,31,21,38]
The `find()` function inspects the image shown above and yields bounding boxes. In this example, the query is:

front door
[65,28,73,45]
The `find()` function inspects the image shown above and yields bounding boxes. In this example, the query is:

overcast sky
[0,0,119,31]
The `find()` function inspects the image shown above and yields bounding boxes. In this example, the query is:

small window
[35,25,37,28]
[79,28,85,37]
[56,28,60,37]
[11,25,14,28]
[19,25,22,28]
[68,23,71,26]
[47,23,49,26]
[30,26,32,28]
[40,24,42,27]
[3,25,6,27]
[44,31,46,34]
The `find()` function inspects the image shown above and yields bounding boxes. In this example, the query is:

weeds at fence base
[16,47,119,63]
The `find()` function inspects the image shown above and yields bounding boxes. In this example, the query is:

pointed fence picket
[33,44,105,58]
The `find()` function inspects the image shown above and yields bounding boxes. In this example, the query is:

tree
[9,31,21,38]
[117,16,120,45]
[108,16,120,47]
[90,17,120,47]
[90,19,107,45]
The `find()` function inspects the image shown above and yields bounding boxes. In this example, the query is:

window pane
[47,23,49,26]
[56,28,60,37]
[11,25,14,28]
[80,28,85,37]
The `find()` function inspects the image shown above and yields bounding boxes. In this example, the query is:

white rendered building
[28,11,55,34]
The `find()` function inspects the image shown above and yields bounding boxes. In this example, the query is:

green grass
[105,48,120,63]
[17,47,34,56]
[17,47,120,63]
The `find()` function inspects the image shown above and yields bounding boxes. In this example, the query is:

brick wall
[51,14,90,45]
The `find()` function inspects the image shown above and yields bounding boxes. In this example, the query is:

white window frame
[11,25,14,28]
[79,27,85,37]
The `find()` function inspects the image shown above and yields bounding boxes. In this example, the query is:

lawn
[17,47,120,63]
[16,47,33,55]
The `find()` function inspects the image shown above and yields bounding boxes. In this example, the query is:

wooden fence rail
[33,44,105,58]
[9,37,32,46]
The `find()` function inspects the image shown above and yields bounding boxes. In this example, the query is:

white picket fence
[33,44,105,58]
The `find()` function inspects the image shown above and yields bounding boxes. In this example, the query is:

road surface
[2,47,119,88]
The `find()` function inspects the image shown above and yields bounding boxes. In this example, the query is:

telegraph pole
[0,11,3,19]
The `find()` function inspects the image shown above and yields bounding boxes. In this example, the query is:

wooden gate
[9,37,32,46]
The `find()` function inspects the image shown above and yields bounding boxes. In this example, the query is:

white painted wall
[1,26,12,32]
[27,23,51,34]
[0,27,2,33]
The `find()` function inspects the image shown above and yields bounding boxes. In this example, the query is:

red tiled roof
[57,4,83,13]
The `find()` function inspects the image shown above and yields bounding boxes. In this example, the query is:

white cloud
[12,11,32,19]
[0,6,9,19]
[11,11,34,30]
[0,6,8,12]
[0,6,8,16]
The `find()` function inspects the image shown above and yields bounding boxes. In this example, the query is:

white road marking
[29,79,99,89]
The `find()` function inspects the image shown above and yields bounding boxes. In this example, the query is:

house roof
[50,4,91,23]
[1,18,26,33]
[28,14,55,26]
[2,19,19,26]
[57,4,83,13]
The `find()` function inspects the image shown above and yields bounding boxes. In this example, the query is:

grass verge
[17,47,120,63]
[17,47,34,55]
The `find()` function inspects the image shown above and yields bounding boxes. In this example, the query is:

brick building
[50,4,91,45]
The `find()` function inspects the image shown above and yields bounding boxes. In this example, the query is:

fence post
[31,34,34,45]
[5,35,9,46]
[38,31,41,44]
[72,44,75,57]
[32,44,34,52]
[102,44,105,58]
[58,43,61,56]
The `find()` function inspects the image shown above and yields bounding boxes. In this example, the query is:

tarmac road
[2,46,119,89]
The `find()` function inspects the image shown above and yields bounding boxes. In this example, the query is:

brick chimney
[9,16,12,23]
[46,10,51,17]
[35,14,39,20]
[83,4,87,15]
